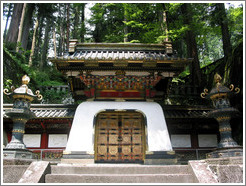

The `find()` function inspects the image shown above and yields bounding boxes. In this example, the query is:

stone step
[3,165,29,183]
[51,164,189,174]
[46,173,194,183]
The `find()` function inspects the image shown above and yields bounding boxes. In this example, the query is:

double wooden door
[95,111,145,163]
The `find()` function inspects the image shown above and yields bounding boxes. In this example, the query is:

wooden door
[95,111,145,163]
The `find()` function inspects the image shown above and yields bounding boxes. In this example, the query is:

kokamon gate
[95,111,146,163]
[49,41,191,164]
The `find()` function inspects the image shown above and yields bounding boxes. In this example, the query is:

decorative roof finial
[214,73,222,85]
[22,75,30,85]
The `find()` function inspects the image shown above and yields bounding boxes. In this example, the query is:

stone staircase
[45,164,194,183]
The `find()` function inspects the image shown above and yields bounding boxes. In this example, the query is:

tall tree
[123,4,129,43]
[72,4,79,39]
[40,17,52,70]
[181,3,202,86]
[79,4,85,42]
[21,3,35,51]
[158,3,169,42]
[5,3,23,44]
[29,18,39,67]
[16,3,26,52]
[66,3,70,50]
[213,3,233,83]
[53,25,57,57]
[3,3,13,41]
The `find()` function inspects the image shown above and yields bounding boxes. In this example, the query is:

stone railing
[169,84,201,97]
[39,85,69,93]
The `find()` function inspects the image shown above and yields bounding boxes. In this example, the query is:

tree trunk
[3,3,13,41]
[160,3,169,42]
[35,16,44,63]
[16,3,26,52]
[72,5,79,39]
[215,3,233,83]
[79,4,85,42]
[21,3,35,51]
[6,3,23,43]
[53,24,57,58]
[123,4,128,43]
[29,19,39,67]
[181,3,202,87]
[66,3,70,50]
[58,4,63,56]
[40,18,51,70]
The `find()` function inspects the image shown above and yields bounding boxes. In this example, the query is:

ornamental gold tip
[229,84,234,91]
[3,86,15,96]
[214,73,222,84]
[235,87,240,94]
[22,75,30,85]
[201,88,208,98]
[35,90,43,100]
[3,88,11,95]
[230,84,240,94]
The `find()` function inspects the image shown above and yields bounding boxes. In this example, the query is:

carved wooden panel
[95,111,145,163]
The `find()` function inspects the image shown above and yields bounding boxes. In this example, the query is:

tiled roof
[3,104,75,119]
[3,104,210,119]
[49,43,192,62]
[58,50,179,61]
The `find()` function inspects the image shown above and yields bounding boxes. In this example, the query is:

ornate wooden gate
[95,111,145,163]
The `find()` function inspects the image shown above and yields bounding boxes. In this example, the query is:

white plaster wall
[48,134,68,148]
[23,134,41,148]
[65,101,173,153]
[3,130,8,147]
[198,134,217,147]
[171,134,191,147]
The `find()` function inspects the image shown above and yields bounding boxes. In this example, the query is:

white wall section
[65,101,173,153]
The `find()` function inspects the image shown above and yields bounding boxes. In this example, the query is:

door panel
[95,111,145,163]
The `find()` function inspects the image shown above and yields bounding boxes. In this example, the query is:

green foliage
[3,45,67,103]
[3,2,243,104]
[42,89,68,104]
[3,79,13,90]
[227,4,243,46]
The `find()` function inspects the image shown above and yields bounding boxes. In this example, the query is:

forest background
[2,1,244,105]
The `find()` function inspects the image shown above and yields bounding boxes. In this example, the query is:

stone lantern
[201,73,243,158]
[3,75,42,159]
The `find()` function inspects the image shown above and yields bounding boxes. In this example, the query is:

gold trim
[167,151,175,155]
[12,94,34,101]
[219,127,232,132]
[12,129,25,134]
[13,118,28,123]
[63,151,71,155]
[210,93,227,100]
[217,116,230,121]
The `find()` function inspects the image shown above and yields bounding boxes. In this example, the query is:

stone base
[62,151,94,159]
[3,149,33,159]
[61,151,94,164]
[206,147,243,159]
[3,158,34,165]
[61,159,95,164]
[145,151,177,165]
[204,156,243,183]
[61,151,177,165]
[205,156,243,165]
